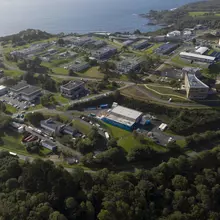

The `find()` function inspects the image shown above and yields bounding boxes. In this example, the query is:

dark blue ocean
[0,0,201,36]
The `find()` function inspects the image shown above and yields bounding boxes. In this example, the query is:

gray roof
[41,119,64,130]
[20,86,41,96]
[180,52,216,61]
[61,80,84,90]
[11,81,28,91]
[187,74,209,89]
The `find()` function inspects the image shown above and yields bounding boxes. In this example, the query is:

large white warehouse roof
[180,52,216,61]
[111,105,143,120]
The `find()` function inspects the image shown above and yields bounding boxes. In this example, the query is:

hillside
[145,0,220,30]
[0,29,54,46]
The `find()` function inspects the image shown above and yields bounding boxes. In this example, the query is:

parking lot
[0,93,36,111]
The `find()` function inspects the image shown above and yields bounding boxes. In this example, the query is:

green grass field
[4,69,24,77]
[188,11,208,17]
[78,67,104,79]
[53,94,70,104]
[104,123,166,152]
[144,43,163,55]
[5,104,17,114]
[72,119,91,134]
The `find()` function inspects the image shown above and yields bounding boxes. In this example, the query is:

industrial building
[195,46,209,55]
[180,52,216,63]
[101,105,143,131]
[41,140,57,151]
[0,85,7,96]
[40,119,78,136]
[10,81,41,101]
[60,80,87,99]
[156,43,179,55]
[185,73,209,99]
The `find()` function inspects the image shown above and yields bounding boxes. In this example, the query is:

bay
[0,0,201,36]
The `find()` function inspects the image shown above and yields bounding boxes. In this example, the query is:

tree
[192,38,197,46]
[172,175,188,190]
[40,94,57,107]
[98,209,112,220]
[65,197,77,209]
[57,38,65,46]
[0,101,6,112]
[68,69,75,76]
[25,112,45,127]
[49,211,67,220]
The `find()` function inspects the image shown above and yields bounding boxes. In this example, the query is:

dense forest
[1,146,220,219]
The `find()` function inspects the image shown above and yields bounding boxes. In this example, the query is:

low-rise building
[185,73,209,99]
[116,58,143,74]
[41,140,57,151]
[167,30,181,39]
[0,85,7,96]
[10,81,41,101]
[132,40,149,50]
[156,43,179,55]
[101,105,143,131]
[69,61,90,72]
[180,52,216,63]
[60,80,86,99]
[195,46,209,55]
[40,118,78,136]
[92,46,117,60]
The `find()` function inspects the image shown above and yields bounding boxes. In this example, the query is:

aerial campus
[1,1,220,172]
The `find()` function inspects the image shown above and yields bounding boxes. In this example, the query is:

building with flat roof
[41,140,57,151]
[69,61,90,72]
[60,80,86,99]
[167,30,181,38]
[92,46,117,60]
[102,105,143,131]
[10,81,41,101]
[116,58,143,74]
[132,40,150,50]
[185,73,209,99]
[156,43,179,55]
[195,47,209,55]
[180,52,216,63]
[40,118,78,136]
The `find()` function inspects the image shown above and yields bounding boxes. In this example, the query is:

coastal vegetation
[144,0,220,30]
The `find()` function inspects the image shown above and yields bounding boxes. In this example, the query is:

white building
[180,52,216,63]
[195,47,209,55]
[102,105,143,131]
[0,85,7,96]
[167,30,181,38]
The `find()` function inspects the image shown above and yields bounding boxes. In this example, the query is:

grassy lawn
[53,94,70,104]
[0,131,27,155]
[144,43,163,55]
[52,67,68,75]
[77,67,104,79]
[0,129,51,157]
[188,11,208,17]
[103,123,166,152]
[171,55,201,68]
[72,119,91,134]
[28,104,44,111]
[176,139,187,148]
[144,84,190,102]
[4,69,23,77]
[5,104,17,114]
